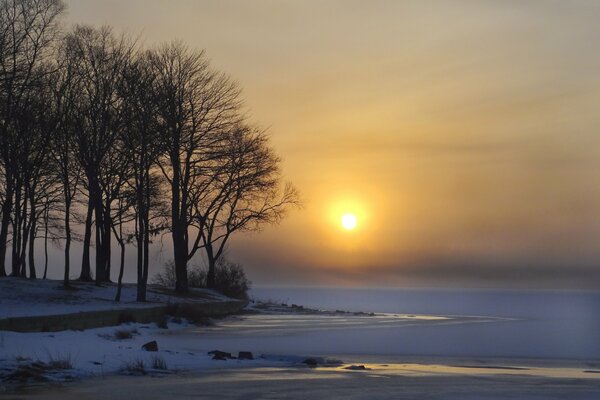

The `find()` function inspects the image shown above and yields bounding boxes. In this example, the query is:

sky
[55,0,600,289]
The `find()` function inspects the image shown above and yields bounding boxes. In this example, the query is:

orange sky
[64,1,600,288]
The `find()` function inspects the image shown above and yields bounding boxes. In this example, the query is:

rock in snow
[302,358,319,367]
[238,351,254,360]
[344,365,370,371]
[142,341,158,352]
[208,350,232,360]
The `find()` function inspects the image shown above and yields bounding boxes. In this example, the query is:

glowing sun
[341,213,357,230]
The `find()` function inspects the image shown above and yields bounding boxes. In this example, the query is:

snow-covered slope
[0,277,230,319]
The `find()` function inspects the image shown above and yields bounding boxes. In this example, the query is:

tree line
[0,0,299,300]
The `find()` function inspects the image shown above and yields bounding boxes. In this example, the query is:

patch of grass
[121,359,146,375]
[151,356,168,370]
[114,328,138,340]
[165,302,179,316]
[156,317,168,329]
[194,317,215,327]
[117,312,136,324]
[47,353,73,370]
[5,361,48,382]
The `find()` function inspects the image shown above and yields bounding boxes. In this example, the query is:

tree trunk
[171,166,188,293]
[43,207,49,279]
[18,187,29,278]
[103,208,112,282]
[79,195,93,281]
[115,240,125,302]
[142,172,151,298]
[94,196,105,284]
[28,219,36,279]
[11,182,22,276]
[136,203,145,301]
[28,191,36,279]
[0,174,13,277]
[64,200,71,287]
[207,248,216,289]
[173,223,188,293]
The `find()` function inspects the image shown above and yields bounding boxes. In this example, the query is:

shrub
[156,316,169,329]
[117,312,136,324]
[152,260,206,288]
[121,359,146,374]
[114,328,137,340]
[152,258,251,299]
[211,258,250,300]
[151,356,168,370]
[47,354,73,370]
[152,260,177,288]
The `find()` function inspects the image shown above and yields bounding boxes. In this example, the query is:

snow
[0,318,284,382]
[2,312,599,399]
[2,282,600,398]
[0,277,230,319]
[0,296,502,385]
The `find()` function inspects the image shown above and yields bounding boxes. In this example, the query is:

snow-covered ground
[0,318,286,384]
[0,308,481,382]
[0,297,510,389]
[2,281,600,398]
[2,310,600,399]
[17,365,600,400]
[0,277,230,319]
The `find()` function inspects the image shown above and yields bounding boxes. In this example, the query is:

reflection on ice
[191,313,497,337]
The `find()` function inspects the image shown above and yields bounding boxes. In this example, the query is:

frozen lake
[6,286,600,399]
[250,287,600,360]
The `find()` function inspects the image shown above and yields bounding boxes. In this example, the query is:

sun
[341,213,357,230]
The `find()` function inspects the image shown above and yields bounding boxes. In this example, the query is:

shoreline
[0,278,247,332]
[3,311,599,396]
[9,359,600,400]
[2,283,600,398]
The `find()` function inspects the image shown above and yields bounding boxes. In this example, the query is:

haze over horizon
[38,0,600,289]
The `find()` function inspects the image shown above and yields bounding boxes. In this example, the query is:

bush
[117,312,136,324]
[152,261,177,288]
[121,359,146,375]
[151,356,168,370]
[114,328,138,340]
[47,357,72,370]
[152,258,251,299]
[152,260,205,288]
[156,316,169,329]
[211,258,250,300]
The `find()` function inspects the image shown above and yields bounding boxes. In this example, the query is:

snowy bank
[0,278,247,332]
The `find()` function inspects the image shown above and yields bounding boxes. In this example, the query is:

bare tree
[0,0,65,277]
[150,42,242,293]
[119,53,165,300]
[49,48,82,287]
[110,185,135,302]
[63,25,134,283]
[0,6,300,300]
[98,138,132,282]
[9,65,57,278]
[39,193,63,280]
[193,125,300,288]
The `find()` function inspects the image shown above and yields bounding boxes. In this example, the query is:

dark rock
[238,351,254,360]
[208,350,232,360]
[344,365,370,371]
[302,358,319,367]
[141,340,158,352]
